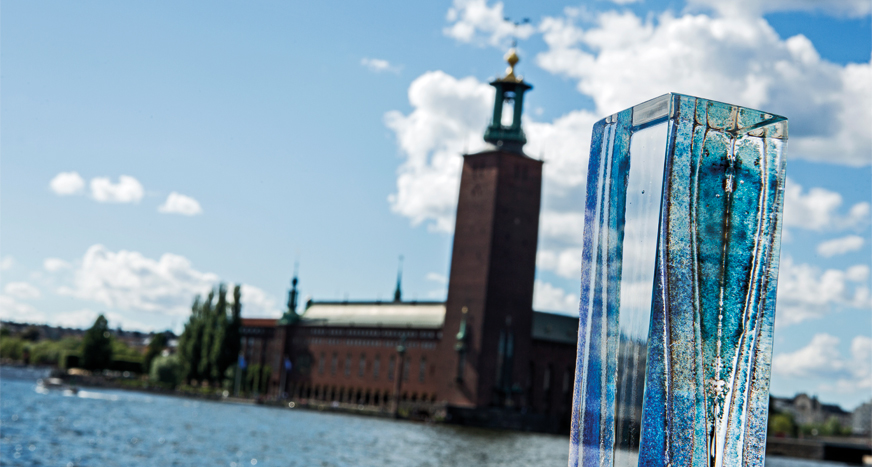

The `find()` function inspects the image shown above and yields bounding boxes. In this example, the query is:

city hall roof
[300,301,446,329]
[531,311,578,345]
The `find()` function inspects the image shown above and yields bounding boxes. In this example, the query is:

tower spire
[483,48,533,154]
[393,255,404,302]
[278,261,300,325]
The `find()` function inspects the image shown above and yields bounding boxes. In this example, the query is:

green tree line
[0,314,144,371]
[177,283,242,386]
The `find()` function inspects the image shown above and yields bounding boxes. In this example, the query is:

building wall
[529,339,577,423]
[437,150,543,408]
[277,325,443,406]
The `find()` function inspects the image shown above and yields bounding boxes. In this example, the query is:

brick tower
[436,49,543,408]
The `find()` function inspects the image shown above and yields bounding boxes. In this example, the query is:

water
[0,367,849,466]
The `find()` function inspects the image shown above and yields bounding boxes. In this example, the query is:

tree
[178,284,243,386]
[197,290,216,382]
[214,285,241,382]
[178,296,203,383]
[149,354,182,388]
[143,332,168,374]
[81,315,113,371]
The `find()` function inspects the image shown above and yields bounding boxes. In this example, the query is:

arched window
[419,356,427,383]
[373,354,381,379]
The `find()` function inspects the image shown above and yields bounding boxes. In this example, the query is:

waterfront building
[770,393,853,429]
[852,400,871,436]
[240,50,579,432]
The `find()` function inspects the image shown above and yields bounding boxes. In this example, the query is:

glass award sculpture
[569,93,787,467]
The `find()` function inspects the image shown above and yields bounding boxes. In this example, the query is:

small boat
[36,378,79,395]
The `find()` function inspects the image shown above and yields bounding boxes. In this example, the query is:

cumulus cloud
[444,0,535,47]
[783,178,870,231]
[361,58,401,74]
[687,0,872,18]
[426,272,448,284]
[540,211,585,245]
[0,256,14,271]
[0,295,46,323]
[817,235,865,258]
[49,172,86,196]
[385,69,599,233]
[533,280,579,314]
[55,245,278,320]
[773,333,872,394]
[385,71,493,232]
[238,285,282,318]
[58,244,220,316]
[44,258,72,272]
[535,9,871,166]
[4,282,40,300]
[536,248,583,279]
[50,309,100,329]
[158,192,203,216]
[90,175,145,203]
[776,256,871,326]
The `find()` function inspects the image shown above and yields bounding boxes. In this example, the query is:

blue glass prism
[569,93,787,467]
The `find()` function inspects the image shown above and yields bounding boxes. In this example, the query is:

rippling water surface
[0,367,848,466]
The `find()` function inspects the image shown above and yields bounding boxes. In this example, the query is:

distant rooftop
[531,311,578,345]
[239,303,580,342]
[300,301,446,329]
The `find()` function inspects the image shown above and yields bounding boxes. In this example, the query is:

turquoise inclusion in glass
[569,93,787,467]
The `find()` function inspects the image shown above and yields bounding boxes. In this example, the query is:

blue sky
[2,0,870,408]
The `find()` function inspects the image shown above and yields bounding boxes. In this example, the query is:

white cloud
[54,244,279,322]
[58,244,220,316]
[536,248,583,279]
[0,256,14,271]
[90,175,145,203]
[45,310,154,331]
[444,0,535,47]
[773,333,872,394]
[426,272,448,284]
[50,309,100,329]
[49,172,85,196]
[4,282,40,300]
[44,258,72,272]
[817,235,865,258]
[535,9,871,166]
[526,110,598,191]
[385,71,493,232]
[776,256,871,326]
[385,69,599,232]
[533,279,579,314]
[239,284,281,318]
[158,192,203,216]
[361,58,401,74]
[687,0,872,18]
[539,211,585,244]
[783,178,870,231]
[0,295,46,323]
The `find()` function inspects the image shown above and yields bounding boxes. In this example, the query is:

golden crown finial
[502,48,522,82]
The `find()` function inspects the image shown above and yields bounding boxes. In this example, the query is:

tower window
[374,354,381,379]
[345,353,352,377]
[331,353,338,375]
[388,355,396,381]
[544,365,552,392]
[359,354,366,377]
[419,356,427,383]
